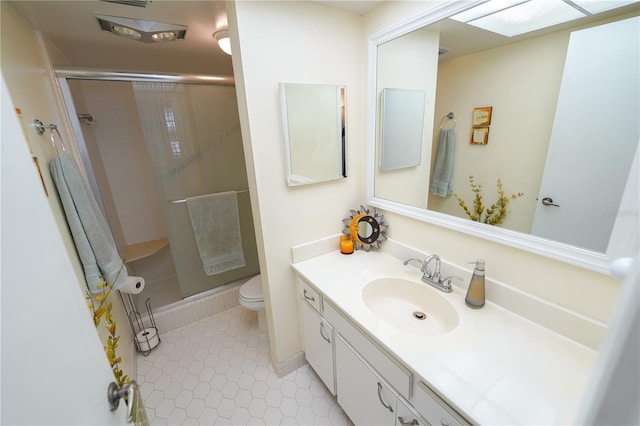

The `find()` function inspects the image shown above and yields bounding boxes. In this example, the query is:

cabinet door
[300,299,336,395]
[335,335,396,425]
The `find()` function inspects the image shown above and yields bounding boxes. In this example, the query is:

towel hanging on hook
[33,119,67,154]
[439,112,456,130]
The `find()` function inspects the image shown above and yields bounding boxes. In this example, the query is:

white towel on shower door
[186,191,245,275]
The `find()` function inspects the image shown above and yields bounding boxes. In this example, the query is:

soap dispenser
[465,259,485,309]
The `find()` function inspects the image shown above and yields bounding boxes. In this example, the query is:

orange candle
[340,235,354,255]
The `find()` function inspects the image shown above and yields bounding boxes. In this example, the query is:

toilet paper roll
[119,275,145,294]
[136,327,160,352]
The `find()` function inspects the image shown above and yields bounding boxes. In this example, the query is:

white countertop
[292,249,597,425]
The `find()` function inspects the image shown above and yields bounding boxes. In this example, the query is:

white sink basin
[362,277,459,334]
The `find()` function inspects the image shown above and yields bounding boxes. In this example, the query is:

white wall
[229,0,365,365]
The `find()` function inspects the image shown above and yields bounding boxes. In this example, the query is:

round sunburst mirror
[342,205,388,251]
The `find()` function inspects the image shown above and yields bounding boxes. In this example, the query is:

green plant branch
[454,176,523,226]
[86,274,129,387]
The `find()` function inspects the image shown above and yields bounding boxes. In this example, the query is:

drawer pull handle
[398,416,419,426]
[376,382,393,413]
[303,289,316,302]
[319,322,331,343]
[440,419,449,426]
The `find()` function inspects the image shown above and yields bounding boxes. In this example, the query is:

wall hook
[77,113,95,125]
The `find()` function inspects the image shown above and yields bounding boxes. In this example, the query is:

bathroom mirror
[367,1,640,274]
[280,83,346,186]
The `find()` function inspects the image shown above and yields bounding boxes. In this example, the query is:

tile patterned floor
[137,306,350,425]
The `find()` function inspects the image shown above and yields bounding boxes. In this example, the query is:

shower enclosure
[59,73,259,306]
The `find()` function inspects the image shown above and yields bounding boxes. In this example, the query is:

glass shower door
[132,81,259,298]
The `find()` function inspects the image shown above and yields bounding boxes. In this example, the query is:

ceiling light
[112,25,142,40]
[470,0,585,37]
[451,0,640,37]
[96,15,187,43]
[450,0,528,22]
[100,0,148,7]
[151,32,177,42]
[214,30,232,55]
[570,0,640,14]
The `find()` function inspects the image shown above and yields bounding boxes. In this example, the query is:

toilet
[239,274,267,332]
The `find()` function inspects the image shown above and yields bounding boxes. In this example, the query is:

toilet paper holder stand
[118,292,161,356]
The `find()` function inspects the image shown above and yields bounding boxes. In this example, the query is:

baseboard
[270,351,307,378]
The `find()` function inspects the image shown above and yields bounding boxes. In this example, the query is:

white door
[531,17,639,252]
[1,76,128,425]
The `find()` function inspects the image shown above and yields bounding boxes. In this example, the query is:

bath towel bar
[169,190,249,204]
[33,119,67,154]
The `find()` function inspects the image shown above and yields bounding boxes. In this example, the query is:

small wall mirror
[279,83,346,186]
[380,88,426,171]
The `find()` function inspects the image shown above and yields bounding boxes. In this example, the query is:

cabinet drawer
[412,381,469,426]
[324,299,413,399]
[297,278,321,312]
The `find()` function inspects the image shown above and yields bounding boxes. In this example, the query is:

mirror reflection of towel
[430,128,457,197]
[186,192,245,275]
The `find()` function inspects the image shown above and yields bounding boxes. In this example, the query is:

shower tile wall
[72,80,182,308]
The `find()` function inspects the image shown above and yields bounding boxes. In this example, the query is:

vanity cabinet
[296,277,468,425]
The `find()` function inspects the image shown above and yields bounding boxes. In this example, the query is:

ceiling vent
[100,0,148,7]
[96,15,187,43]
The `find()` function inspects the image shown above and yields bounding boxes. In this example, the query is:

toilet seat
[239,275,267,332]
[239,275,264,302]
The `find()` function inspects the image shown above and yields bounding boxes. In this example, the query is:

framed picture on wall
[472,106,492,126]
[470,127,489,145]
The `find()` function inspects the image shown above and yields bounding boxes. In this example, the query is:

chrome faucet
[424,254,441,283]
[403,254,459,293]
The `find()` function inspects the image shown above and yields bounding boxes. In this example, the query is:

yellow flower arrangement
[87,278,129,387]
[454,176,524,226]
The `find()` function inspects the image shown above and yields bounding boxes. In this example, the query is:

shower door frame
[54,69,257,299]
[55,68,235,221]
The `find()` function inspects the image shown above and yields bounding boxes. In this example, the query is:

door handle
[398,416,419,425]
[303,289,316,302]
[376,382,394,413]
[319,322,331,343]
[541,197,560,207]
[108,381,139,423]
